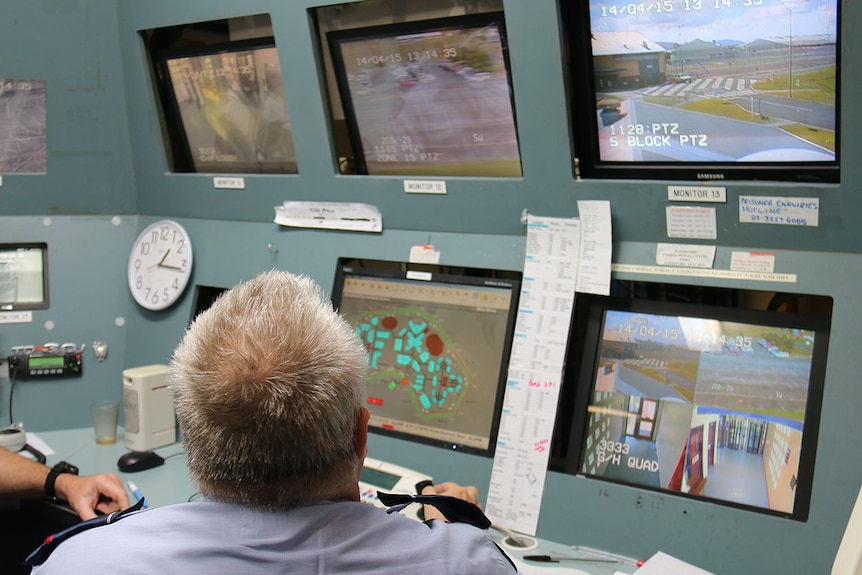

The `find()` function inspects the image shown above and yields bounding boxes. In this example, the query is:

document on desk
[633,551,715,574]
[485,215,581,536]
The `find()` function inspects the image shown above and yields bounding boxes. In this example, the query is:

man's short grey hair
[170,270,368,508]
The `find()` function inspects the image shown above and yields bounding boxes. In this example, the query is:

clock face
[127,220,193,311]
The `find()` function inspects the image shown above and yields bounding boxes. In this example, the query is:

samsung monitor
[330,257,522,456]
[327,13,522,177]
[155,37,298,174]
[564,296,830,520]
[0,242,49,311]
[562,0,840,183]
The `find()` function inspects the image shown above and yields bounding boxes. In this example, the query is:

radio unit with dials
[7,343,84,378]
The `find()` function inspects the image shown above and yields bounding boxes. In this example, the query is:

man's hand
[421,481,480,522]
[54,472,131,520]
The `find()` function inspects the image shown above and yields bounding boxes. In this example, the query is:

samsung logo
[697,173,725,180]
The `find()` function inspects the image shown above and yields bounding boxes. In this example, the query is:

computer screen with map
[331,258,522,456]
[564,296,831,521]
[562,0,840,183]
[327,12,522,177]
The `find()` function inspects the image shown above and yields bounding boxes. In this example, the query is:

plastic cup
[91,400,120,445]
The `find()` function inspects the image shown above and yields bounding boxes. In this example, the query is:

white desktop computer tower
[122,364,176,452]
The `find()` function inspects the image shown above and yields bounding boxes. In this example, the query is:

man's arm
[0,448,130,520]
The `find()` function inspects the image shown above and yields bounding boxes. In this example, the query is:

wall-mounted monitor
[155,37,297,174]
[327,12,522,177]
[330,257,522,456]
[563,296,831,521]
[0,242,49,311]
[189,284,228,324]
[562,0,840,183]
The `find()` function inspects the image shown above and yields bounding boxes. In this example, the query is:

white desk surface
[34,427,638,575]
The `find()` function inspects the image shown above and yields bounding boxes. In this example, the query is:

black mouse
[117,451,165,473]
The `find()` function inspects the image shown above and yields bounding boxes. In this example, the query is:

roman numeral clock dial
[127,220,194,311]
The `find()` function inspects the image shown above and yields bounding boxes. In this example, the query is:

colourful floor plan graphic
[355,307,471,418]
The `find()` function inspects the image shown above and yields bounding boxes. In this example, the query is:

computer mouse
[117,450,165,473]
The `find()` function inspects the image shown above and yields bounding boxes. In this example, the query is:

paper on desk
[511,557,590,575]
[633,551,714,574]
[25,432,55,456]
[14,432,56,460]
[273,201,382,232]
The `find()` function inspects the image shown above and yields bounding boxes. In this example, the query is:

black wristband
[44,461,79,500]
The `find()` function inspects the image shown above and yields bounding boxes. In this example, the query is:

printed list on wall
[485,202,612,535]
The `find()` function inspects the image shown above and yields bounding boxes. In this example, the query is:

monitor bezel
[154,36,298,175]
[0,242,49,311]
[562,295,831,521]
[560,0,841,184]
[326,12,522,177]
[331,257,522,457]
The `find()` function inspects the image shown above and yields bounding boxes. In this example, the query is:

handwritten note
[739,196,819,227]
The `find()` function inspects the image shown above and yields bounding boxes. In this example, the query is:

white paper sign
[739,196,819,226]
[666,206,717,239]
[730,251,776,273]
[274,201,382,232]
[656,243,716,268]
[575,200,613,296]
[408,244,440,263]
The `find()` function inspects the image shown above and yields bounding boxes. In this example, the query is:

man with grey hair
[30,270,518,574]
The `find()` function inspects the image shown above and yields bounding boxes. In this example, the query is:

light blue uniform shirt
[31,499,520,574]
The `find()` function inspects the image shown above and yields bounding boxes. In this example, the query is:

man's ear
[355,407,370,458]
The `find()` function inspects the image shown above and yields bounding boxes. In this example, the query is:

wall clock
[127,219,193,311]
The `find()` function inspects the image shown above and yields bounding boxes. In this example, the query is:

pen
[571,545,645,567]
[523,555,618,563]
[127,481,148,508]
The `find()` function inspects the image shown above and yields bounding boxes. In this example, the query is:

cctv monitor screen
[565,297,830,520]
[0,243,49,311]
[327,13,522,177]
[331,258,521,456]
[157,38,297,174]
[564,0,840,182]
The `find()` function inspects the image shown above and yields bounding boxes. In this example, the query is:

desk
[37,427,192,508]
[31,427,637,575]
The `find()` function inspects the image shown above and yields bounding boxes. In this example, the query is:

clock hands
[155,249,185,271]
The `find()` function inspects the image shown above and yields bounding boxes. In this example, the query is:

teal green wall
[0,0,860,573]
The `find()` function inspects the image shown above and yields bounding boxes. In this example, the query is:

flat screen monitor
[564,296,830,520]
[156,37,298,174]
[189,284,228,324]
[330,257,522,456]
[327,13,522,177]
[0,242,49,311]
[562,0,840,183]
